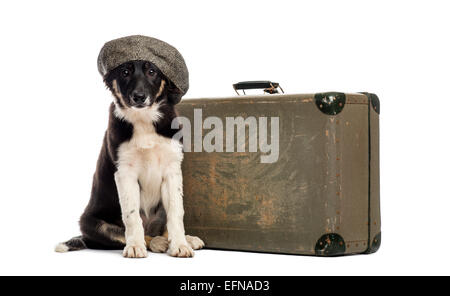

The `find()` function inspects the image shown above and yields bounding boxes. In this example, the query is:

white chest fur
[113,103,194,258]
[115,104,183,216]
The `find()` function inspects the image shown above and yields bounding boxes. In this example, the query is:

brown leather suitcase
[177,82,380,256]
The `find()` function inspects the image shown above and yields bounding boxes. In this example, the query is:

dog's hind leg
[56,213,128,252]
[146,230,204,253]
[146,229,169,253]
[78,215,126,250]
[143,202,169,253]
[186,235,205,250]
[146,235,168,253]
[56,219,127,253]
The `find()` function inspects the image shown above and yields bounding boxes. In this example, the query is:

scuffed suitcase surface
[177,93,378,256]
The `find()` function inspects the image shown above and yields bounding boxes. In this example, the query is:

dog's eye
[122,69,130,77]
[147,69,156,76]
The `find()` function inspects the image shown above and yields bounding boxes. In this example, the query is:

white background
[0,0,449,276]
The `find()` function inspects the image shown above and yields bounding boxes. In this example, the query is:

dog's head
[104,60,182,109]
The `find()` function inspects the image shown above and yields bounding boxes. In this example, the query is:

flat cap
[97,35,189,95]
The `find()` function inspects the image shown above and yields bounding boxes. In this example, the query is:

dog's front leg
[161,166,193,257]
[115,171,147,258]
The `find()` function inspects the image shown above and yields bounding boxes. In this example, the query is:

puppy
[56,60,204,258]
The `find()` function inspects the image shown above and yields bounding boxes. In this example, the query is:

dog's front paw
[168,241,194,258]
[186,235,205,250]
[123,244,148,258]
[149,236,169,253]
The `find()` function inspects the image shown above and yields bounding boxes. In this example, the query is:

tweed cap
[97,35,189,95]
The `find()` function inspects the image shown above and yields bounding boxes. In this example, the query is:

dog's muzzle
[131,91,150,108]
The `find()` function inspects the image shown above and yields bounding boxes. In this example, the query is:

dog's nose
[132,92,147,104]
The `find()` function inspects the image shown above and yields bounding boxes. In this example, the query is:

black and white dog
[56,60,204,258]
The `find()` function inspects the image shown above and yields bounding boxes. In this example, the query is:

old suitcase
[176,81,380,256]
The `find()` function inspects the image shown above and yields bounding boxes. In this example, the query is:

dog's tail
[55,236,87,253]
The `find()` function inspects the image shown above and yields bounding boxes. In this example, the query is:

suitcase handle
[233,81,284,95]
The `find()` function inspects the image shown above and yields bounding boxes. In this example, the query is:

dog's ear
[166,79,183,105]
[103,71,115,90]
